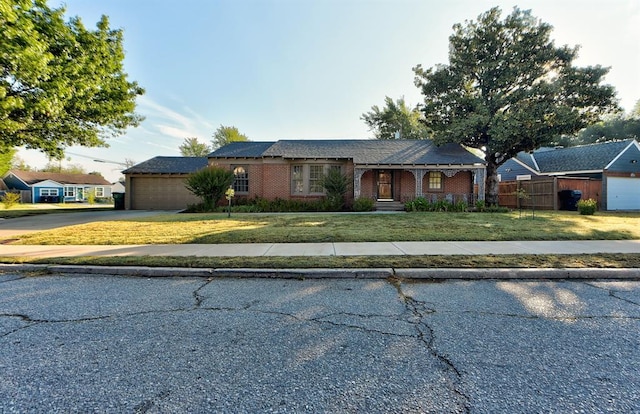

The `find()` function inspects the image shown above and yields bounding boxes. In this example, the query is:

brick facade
[216,162,476,204]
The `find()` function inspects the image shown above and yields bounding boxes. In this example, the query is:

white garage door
[607,177,640,210]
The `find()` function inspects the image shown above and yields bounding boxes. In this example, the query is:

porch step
[375,201,405,212]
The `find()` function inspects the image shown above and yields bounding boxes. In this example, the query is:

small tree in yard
[1,192,21,209]
[321,168,349,211]
[185,166,235,211]
[86,189,96,205]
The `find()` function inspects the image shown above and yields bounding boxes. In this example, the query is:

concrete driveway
[1,273,638,412]
[0,210,173,239]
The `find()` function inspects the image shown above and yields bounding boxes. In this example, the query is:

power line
[65,151,128,167]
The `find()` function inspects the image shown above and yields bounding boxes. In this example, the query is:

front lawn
[11,210,640,245]
[0,204,114,219]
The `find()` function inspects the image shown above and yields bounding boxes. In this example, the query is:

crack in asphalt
[387,277,471,413]
[0,274,26,284]
[193,277,214,308]
[584,281,640,307]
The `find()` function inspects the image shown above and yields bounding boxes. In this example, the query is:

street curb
[1,263,640,280]
[395,268,640,279]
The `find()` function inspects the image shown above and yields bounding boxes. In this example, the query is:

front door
[377,170,393,200]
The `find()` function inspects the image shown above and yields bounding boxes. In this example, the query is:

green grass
[0,204,113,219]
[3,210,639,270]
[10,210,640,245]
[2,254,639,269]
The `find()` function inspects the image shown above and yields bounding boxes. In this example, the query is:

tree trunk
[485,156,500,205]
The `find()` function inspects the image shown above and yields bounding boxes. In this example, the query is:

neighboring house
[498,139,640,210]
[122,157,208,210]
[111,181,126,193]
[123,140,486,211]
[2,170,112,203]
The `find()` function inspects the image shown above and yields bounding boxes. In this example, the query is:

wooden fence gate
[498,177,601,210]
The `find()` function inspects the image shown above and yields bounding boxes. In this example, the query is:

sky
[17,0,640,182]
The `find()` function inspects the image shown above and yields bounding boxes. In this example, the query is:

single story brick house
[2,170,112,203]
[122,139,486,211]
[211,139,486,209]
[498,139,640,210]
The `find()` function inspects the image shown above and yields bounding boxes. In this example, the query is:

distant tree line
[179,125,250,157]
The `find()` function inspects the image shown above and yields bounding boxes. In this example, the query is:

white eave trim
[510,158,540,175]
[546,169,603,176]
[604,140,640,170]
[529,153,540,172]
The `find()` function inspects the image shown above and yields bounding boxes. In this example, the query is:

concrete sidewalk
[2,240,640,280]
[2,240,640,258]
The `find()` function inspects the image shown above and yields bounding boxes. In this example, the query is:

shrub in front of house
[481,204,510,213]
[86,189,96,205]
[202,197,326,213]
[405,197,508,213]
[1,192,21,209]
[185,166,235,211]
[352,197,375,212]
[320,168,349,211]
[405,197,468,212]
[577,198,597,215]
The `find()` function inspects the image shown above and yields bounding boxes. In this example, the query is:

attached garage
[123,157,208,210]
[128,175,201,210]
[607,176,640,210]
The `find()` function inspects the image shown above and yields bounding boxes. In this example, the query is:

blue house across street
[2,170,113,203]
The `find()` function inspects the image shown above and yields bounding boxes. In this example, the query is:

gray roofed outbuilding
[532,140,633,173]
[504,139,638,177]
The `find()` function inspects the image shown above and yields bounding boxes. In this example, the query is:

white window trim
[40,189,59,196]
[232,165,249,193]
[290,163,342,196]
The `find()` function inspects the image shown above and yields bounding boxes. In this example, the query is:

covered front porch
[353,166,486,209]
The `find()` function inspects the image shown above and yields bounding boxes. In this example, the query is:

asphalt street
[1,273,638,413]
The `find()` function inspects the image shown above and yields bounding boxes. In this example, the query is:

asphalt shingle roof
[122,157,208,174]
[208,142,275,158]
[6,170,111,186]
[211,139,485,166]
[534,140,633,172]
[513,140,634,174]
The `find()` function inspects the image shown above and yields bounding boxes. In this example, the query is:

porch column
[410,169,427,197]
[353,168,367,198]
[475,168,486,201]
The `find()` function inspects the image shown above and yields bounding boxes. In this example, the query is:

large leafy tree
[554,99,640,146]
[0,0,144,158]
[179,137,211,157]
[414,7,618,204]
[361,96,429,140]
[211,125,249,149]
[0,148,16,176]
